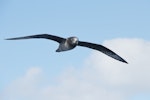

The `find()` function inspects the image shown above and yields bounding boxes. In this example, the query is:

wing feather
[6,34,65,43]
[78,41,128,63]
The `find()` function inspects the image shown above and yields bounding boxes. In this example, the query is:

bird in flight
[6,34,128,64]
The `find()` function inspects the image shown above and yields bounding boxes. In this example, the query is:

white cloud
[1,38,150,100]
[85,38,150,94]
[2,67,42,100]
[90,39,150,89]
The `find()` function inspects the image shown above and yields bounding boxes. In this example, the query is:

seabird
[6,34,128,63]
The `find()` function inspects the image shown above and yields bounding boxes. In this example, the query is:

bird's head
[68,37,79,45]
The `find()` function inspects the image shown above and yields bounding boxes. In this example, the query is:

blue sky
[1,0,150,100]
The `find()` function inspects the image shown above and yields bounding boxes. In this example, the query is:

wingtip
[5,38,15,40]
[124,61,128,64]
[5,37,23,40]
[122,59,128,64]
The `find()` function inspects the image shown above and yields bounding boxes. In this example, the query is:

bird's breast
[57,40,77,52]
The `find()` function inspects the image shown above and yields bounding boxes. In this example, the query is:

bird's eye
[71,38,74,41]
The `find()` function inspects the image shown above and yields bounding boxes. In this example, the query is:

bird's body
[56,37,79,52]
[6,34,128,64]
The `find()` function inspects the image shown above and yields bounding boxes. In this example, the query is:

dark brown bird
[6,34,128,64]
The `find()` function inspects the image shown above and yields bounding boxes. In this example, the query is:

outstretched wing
[5,34,65,43]
[78,41,128,64]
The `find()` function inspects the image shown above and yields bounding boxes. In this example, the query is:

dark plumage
[6,34,128,64]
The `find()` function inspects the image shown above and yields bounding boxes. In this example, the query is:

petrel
[6,34,128,63]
